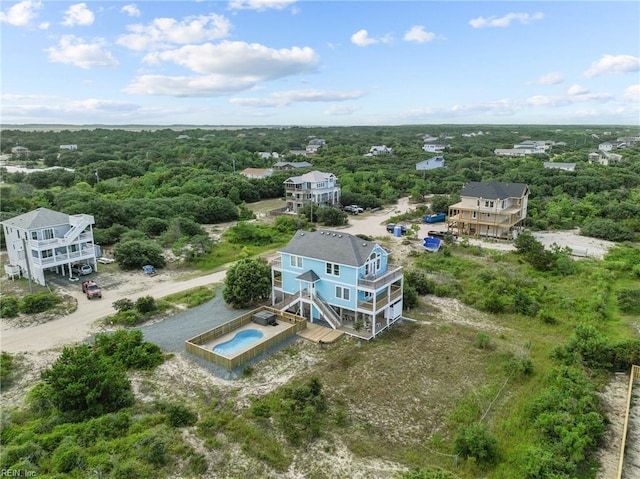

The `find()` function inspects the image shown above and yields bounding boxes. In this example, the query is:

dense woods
[2,126,639,257]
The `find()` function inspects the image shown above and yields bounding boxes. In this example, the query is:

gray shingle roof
[1,207,70,230]
[280,230,377,267]
[284,170,334,184]
[460,182,528,200]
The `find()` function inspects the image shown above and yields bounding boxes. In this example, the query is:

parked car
[81,280,102,299]
[97,257,115,264]
[427,230,456,241]
[344,204,364,214]
[386,223,407,235]
[71,263,93,276]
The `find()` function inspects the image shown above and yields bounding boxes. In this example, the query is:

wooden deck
[297,322,344,344]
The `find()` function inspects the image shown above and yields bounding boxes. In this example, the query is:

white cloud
[567,84,589,96]
[62,3,95,26]
[38,21,49,29]
[143,41,319,78]
[117,13,231,51]
[121,4,141,17]
[230,89,365,107]
[228,0,297,11]
[124,74,257,96]
[584,54,640,78]
[530,72,564,85]
[351,29,378,47]
[0,0,42,27]
[469,12,544,28]
[403,25,436,43]
[623,84,640,102]
[46,35,118,69]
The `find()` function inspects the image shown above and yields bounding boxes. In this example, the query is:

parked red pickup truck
[82,281,102,299]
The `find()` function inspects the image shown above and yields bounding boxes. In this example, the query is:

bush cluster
[109,296,158,325]
[0,293,61,317]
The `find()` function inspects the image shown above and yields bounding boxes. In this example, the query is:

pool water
[213,329,264,355]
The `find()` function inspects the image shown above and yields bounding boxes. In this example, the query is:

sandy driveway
[0,197,615,353]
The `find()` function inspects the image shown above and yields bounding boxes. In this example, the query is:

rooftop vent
[332,233,336,236]
[338,234,342,237]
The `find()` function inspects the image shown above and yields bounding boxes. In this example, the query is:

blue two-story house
[272,230,404,339]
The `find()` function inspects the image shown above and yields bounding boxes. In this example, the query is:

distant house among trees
[422,142,449,153]
[10,146,29,157]
[588,150,622,166]
[59,144,78,150]
[543,162,576,172]
[306,138,326,155]
[240,168,273,179]
[365,145,394,156]
[495,140,553,157]
[258,152,280,159]
[273,161,313,170]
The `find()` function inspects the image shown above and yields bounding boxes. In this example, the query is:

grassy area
[162,286,216,309]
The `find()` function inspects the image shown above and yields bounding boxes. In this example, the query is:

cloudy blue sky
[1,0,639,126]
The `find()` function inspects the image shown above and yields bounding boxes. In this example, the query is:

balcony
[358,265,403,290]
[358,285,402,312]
[271,258,282,271]
[29,232,93,249]
[31,248,95,267]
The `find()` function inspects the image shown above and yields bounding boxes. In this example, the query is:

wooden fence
[617,364,640,479]
[185,306,306,370]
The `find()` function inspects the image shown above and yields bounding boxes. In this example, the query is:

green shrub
[135,295,157,314]
[137,435,167,466]
[1,352,15,387]
[166,404,197,428]
[93,330,163,370]
[20,293,61,314]
[1,296,20,318]
[453,422,499,464]
[617,288,640,314]
[52,440,87,473]
[112,298,135,312]
[109,309,143,325]
[474,333,493,350]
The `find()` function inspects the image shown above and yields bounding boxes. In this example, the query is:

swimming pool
[213,329,264,356]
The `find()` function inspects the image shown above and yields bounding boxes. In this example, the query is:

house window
[484,200,494,208]
[31,231,38,240]
[42,249,53,258]
[501,200,506,209]
[326,262,339,276]
[289,255,303,268]
[336,286,350,301]
[472,211,477,219]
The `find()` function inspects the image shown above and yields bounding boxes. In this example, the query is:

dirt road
[1,269,227,353]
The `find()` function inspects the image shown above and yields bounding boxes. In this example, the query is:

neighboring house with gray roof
[588,150,623,166]
[448,181,529,239]
[284,170,340,213]
[543,162,576,172]
[272,230,404,339]
[1,207,97,286]
[273,161,313,170]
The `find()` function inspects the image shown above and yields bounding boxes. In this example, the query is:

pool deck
[203,320,297,359]
[297,323,344,344]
